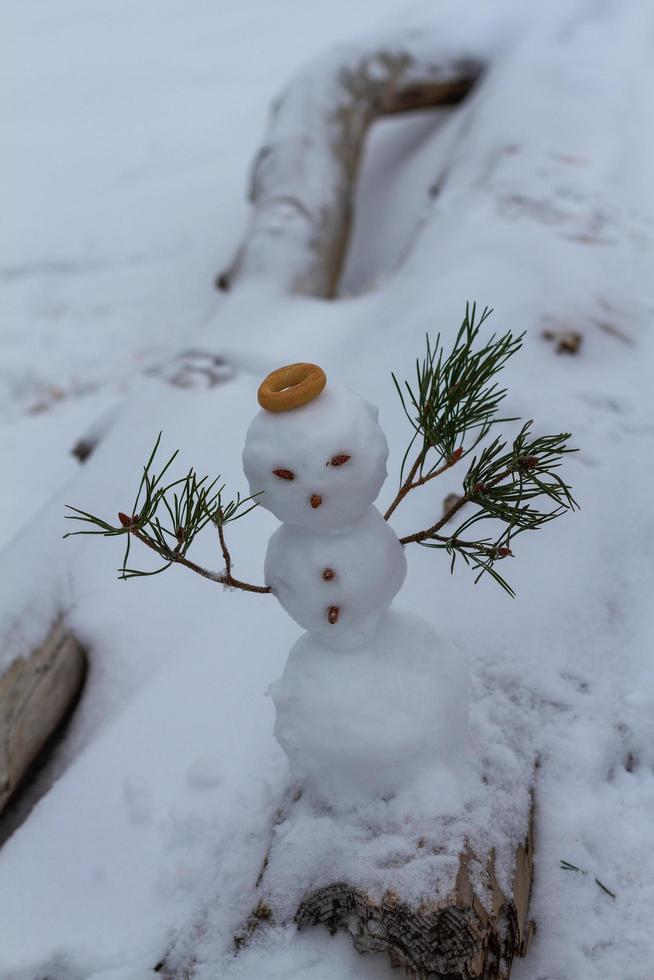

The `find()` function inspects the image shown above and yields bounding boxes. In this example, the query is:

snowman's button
[322,568,335,582]
[327,606,340,625]
[310,494,322,509]
[258,363,326,413]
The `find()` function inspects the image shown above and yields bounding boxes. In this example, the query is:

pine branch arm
[130,527,271,595]
[65,434,273,593]
[399,483,471,546]
[384,454,422,522]
[399,464,521,547]
[384,448,463,521]
[216,520,232,578]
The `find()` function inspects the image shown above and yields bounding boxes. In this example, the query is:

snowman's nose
[310,494,322,509]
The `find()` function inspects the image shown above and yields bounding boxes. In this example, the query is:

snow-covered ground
[1,1,653,978]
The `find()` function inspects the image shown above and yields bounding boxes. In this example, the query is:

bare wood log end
[294,806,534,980]
[0,619,87,816]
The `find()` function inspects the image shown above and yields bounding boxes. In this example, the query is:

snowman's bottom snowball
[271,610,471,807]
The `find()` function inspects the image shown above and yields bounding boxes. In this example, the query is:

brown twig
[130,527,271,594]
[384,447,463,522]
[216,520,232,578]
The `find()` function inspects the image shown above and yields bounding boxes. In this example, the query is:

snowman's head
[243,370,388,531]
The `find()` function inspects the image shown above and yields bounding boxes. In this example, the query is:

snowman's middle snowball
[265,506,407,649]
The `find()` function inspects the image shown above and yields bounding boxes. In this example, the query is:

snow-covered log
[235,764,535,979]
[295,828,534,980]
[219,39,482,297]
[0,619,86,816]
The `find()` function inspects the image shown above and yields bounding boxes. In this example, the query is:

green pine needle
[64,432,261,581]
[392,303,578,595]
[560,859,616,899]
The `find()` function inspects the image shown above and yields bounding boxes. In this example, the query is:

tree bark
[219,40,482,298]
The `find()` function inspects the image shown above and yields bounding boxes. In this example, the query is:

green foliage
[392,304,578,596]
[560,860,616,899]
[64,433,260,580]
[392,303,522,483]
[423,423,577,596]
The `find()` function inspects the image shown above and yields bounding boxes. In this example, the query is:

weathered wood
[0,619,87,816]
[220,40,482,298]
[294,814,534,979]
[236,790,534,980]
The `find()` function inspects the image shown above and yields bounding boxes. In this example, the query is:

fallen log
[0,619,87,817]
[220,37,483,297]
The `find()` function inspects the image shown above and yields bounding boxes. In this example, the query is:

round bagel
[257,363,326,412]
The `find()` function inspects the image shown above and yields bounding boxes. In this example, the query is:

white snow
[272,609,472,807]
[1,0,654,978]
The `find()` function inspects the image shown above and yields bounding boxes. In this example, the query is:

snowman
[243,363,471,807]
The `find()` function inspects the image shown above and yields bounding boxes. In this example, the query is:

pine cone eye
[273,468,295,480]
[328,454,351,467]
